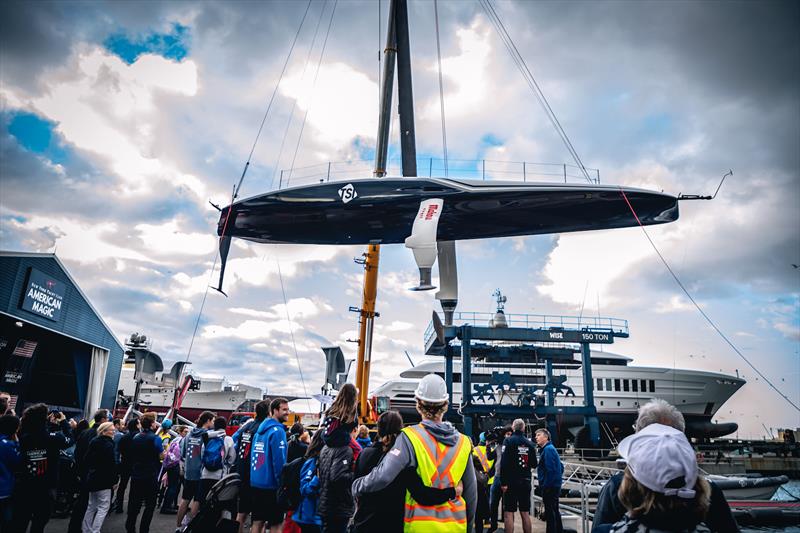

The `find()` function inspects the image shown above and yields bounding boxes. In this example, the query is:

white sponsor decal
[338,183,358,203]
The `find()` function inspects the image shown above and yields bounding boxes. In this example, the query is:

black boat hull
[217,178,679,244]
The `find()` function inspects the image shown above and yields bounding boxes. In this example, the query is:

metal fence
[276,157,601,189]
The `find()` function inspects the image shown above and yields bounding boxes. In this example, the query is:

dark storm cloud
[496,0,800,174]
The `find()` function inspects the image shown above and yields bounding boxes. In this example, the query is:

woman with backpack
[81,421,118,533]
[317,384,360,533]
[198,416,235,506]
[293,430,325,533]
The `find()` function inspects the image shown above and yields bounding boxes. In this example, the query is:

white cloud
[230,297,333,320]
[381,320,414,332]
[280,62,377,148]
[537,227,669,306]
[170,244,345,297]
[422,19,492,120]
[773,321,799,340]
[4,47,200,196]
[135,219,216,256]
[201,318,296,340]
[654,295,703,314]
[7,215,149,263]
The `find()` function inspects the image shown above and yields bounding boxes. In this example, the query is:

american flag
[12,340,37,358]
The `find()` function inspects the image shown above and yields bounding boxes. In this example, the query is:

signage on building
[20,268,65,322]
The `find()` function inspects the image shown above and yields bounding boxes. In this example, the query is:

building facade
[0,252,123,417]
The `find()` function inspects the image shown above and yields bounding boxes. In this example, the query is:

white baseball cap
[617,423,698,499]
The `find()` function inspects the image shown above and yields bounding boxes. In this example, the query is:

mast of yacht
[354,0,417,422]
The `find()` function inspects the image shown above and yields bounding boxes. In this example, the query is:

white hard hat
[415,373,449,403]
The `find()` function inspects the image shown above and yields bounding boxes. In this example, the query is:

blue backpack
[202,436,225,471]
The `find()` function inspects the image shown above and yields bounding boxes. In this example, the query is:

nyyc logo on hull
[338,183,358,203]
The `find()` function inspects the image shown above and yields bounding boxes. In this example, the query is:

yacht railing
[424,311,629,348]
[273,157,601,189]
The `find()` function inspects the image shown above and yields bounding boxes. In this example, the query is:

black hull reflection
[217,178,679,244]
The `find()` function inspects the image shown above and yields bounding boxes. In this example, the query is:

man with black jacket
[114,418,140,513]
[499,419,537,533]
[126,412,164,533]
[68,408,109,533]
[13,403,73,533]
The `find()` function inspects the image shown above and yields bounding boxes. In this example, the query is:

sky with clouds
[1,0,798,437]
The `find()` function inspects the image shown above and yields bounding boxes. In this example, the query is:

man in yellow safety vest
[352,374,477,532]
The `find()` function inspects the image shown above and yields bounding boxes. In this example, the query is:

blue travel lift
[425,311,629,447]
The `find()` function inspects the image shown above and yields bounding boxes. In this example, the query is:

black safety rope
[619,188,800,412]
[479,0,594,184]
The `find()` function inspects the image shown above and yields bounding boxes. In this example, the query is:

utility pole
[354,0,417,422]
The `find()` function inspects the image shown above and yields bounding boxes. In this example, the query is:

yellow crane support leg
[355,244,380,423]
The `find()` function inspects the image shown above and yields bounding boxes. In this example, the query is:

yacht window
[640,379,648,392]
[632,380,638,392]
[623,380,630,392]
[614,379,621,391]
[649,380,656,392]
[600,401,604,406]
[570,400,574,405]
[597,379,603,391]
[617,401,621,406]
[606,379,612,391]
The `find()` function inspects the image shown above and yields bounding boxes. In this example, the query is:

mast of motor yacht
[354,0,417,422]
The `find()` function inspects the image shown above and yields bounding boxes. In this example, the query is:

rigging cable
[478,0,593,184]
[276,257,312,412]
[619,188,800,413]
[287,0,339,179]
[235,0,314,199]
[185,3,312,366]
[433,0,449,176]
[270,0,330,190]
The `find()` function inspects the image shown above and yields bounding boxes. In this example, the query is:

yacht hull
[217,178,679,245]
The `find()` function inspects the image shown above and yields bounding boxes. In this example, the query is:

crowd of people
[0,384,739,533]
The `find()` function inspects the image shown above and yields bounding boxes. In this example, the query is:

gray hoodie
[351,420,477,530]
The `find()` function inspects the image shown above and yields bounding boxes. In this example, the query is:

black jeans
[115,467,131,511]
[11,483,53,533]
[323,519,349,533]
[489,481,501,529]
[541,487,563,533]
[126,478,158,533]
[161,467,180,510]
[67,487,89,533]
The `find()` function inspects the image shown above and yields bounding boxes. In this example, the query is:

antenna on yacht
[404,350,416,367]
[493,288,507,311]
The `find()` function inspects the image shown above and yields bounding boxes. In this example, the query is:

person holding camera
[488,425,511,532]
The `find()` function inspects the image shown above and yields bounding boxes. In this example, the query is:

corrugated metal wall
[0,254,124,410]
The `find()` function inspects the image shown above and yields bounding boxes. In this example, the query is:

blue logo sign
[20,268,65,322]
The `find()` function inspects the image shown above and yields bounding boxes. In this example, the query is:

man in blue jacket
[250,398,289,533]
[535,428,563,533]
[126,413,164,533]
